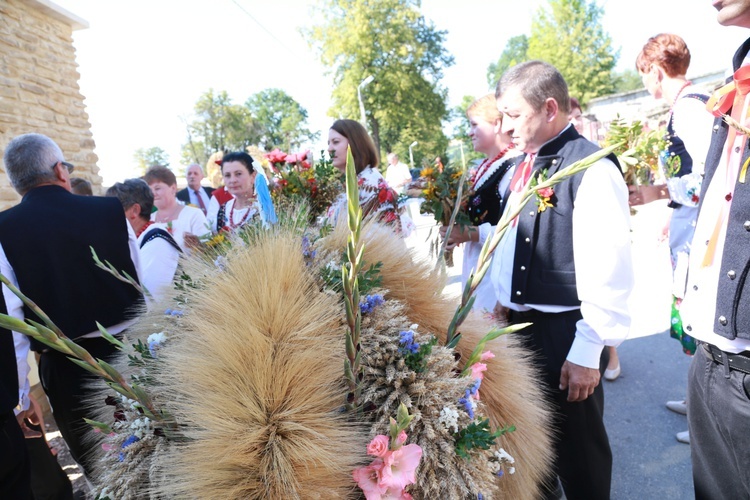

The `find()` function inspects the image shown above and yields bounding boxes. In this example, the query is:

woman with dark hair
[144,165,209,250]
[326,119,412,234]
[206,151,276,233]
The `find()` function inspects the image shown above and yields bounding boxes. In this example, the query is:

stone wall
[0,0,99,208]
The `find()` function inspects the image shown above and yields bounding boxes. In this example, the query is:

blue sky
[52,0,749,185]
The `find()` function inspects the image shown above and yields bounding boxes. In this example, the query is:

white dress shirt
[491,139,633,369]
[681,83,750,354]
[187,186,212,213]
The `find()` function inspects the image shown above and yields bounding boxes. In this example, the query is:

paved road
[606,331,694,500]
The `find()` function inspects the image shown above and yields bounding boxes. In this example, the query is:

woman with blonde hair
[441,94,523,315]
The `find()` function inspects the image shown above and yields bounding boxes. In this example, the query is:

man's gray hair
[105,178,154,222]
[186,163,204,175]
[495,60,570,115]
[3,133,64,195]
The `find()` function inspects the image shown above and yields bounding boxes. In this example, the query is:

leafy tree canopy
[486,35,529,88]
[306,0,454,167]
[246,88,319,152]
[134,146,169,175]
[527,0,619,106]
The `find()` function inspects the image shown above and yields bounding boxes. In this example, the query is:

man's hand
[559,360,601,402]
[439,224,476,250]
[16,408,42,439]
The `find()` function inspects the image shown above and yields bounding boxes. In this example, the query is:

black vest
[0,185,143,352]
[467,155,522,226]
[700,36,750,341]
[511,126,621,306]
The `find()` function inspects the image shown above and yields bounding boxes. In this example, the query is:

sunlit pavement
[409,199,693,499]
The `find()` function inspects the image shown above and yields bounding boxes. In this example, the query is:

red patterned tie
[194,189,207,214]
[509,154,535,226]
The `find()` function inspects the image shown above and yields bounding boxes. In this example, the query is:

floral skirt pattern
[670,296,696,355]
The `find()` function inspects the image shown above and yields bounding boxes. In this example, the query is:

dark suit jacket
[0,185,143,352]
[177,186,215,205]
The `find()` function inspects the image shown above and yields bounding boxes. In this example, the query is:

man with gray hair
[106,178,181,301]
[0,133,142,480]
[490,61,633,499]
[177,163,214,214]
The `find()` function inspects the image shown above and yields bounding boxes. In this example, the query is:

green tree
[306,0,454,166]
[613,68,643,94]
[486,35,529,88]
[246,89,319,152]
[527,0,618,106]
[182,89,259,165]
[134,146,169,175]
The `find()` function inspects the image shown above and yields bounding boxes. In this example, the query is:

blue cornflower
[478,494,484,500]
[398,330,420,356]
[470,379,482,397]
[121,435,140,448]
[164,308,172,315]
[459,389,475,419]
[118,452,125,462]
[360,294,384,314]
[148,341,158,358]
[496,470,504,477]
[301,236,316,260]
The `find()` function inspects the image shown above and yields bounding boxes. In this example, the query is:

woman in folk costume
[326,119,414,235]
[441,94,523,315]
[632,33,714,443]
[207,151,277,233]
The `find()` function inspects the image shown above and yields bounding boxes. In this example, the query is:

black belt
[703,343,750,375]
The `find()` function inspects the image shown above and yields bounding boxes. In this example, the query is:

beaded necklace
[470,144,513,190]
[136,221,154,239]
[228,199,255,228]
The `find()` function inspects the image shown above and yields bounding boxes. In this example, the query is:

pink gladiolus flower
[480,350,495,362]
[470,362,487,382]
[101,443,114,451]
[379,444,422,491]
[353,459,386,499]
[367,435,390,457]
[264,148,287,164]
[396,431,408,446]
[382,489,414,500]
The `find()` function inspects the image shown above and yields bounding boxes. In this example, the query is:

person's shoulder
[181,205,206,219]
[204,186,215,195]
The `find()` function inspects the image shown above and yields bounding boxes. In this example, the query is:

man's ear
[125,204,141,219]
[545,97,559,123]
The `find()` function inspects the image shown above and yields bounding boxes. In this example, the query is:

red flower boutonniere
[377,180,395,204]
[532,169,555,213]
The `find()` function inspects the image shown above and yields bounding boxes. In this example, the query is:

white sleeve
[206,197,220,233]
[188,207,211,239]
[126,219,144,288]
[139,238,180,303]
[567,160,634,368]
[672,95,714,176]
[0,243,30,414]
[476,222,493,246]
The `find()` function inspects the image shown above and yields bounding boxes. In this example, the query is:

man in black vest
[176,163,214,215]
[0,133,143,480]
[680,3,750,498]
[492,61,633,499]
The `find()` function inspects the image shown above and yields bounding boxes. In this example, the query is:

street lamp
[358,75,375,127]
[408,141,418,171]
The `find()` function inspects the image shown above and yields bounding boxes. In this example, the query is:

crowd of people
[3,2,750,498]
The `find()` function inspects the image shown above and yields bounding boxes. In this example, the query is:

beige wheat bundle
[153,231,368,498]
[318,219,553,500]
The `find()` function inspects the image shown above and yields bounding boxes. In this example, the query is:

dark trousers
[688,344,750,499]
[510,309,612,500]
[38,336,117,479]
[0,411,32,499]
